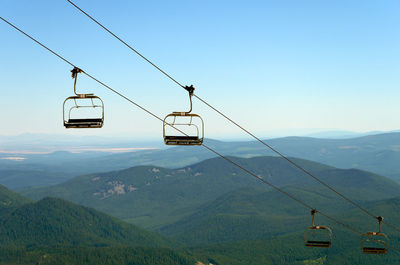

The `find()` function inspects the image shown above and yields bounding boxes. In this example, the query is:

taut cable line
[64,0,400,234]
[66,0,185,89]
[2,16,395,253]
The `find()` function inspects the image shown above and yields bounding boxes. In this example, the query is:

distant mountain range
[2,131,400,190]
[305,130,397,139]
[0,133,164,152]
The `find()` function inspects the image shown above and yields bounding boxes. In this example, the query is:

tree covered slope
[21,156,400,229]
[0,197,168,248]
[0,184,30,216]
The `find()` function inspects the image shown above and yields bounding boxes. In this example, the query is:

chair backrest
[63,95,104,129]
[361,232,388,254]
[304,225,332,248]
[163,113,204,145]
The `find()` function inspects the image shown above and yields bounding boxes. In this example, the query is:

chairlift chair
[63,67,104,128]
[304,209,332,248]
[163,85,204,145]
[361,216,389,254]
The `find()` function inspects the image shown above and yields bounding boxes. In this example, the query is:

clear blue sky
[1,0,399,139]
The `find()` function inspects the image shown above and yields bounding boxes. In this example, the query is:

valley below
[1,133,400,264]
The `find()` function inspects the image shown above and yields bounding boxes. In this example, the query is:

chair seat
[165,136,199,140]
[68,118,103,123]
[164,136,202,145]
[362,247,387,254]
[65,118,103,128]
[305,241,331,248]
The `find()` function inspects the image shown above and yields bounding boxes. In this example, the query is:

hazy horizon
[1,129,398,155]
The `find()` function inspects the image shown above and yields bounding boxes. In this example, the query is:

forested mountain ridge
[0,184,30,216]
[0,197,169,248]
[21,156,400,229]
[0,246,197,265]
[0,193,200,264]
[160,186,400,245]
[176,187,400,264]
[2,157,400,264]
[2,186,399,264]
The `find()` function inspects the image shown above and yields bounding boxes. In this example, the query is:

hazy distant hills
[53,132,400,182]
[21,156,400,229]
[0,169,70,189]
[2,132,400,189]
[0,133,164,153]
[305,130,388,139]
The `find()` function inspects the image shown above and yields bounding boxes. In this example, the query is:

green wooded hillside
[0,246,197,265]
[0,197,168,248]
[0,184,30,216]
[178,188,400,264]
[160,186,400,245]
[21,156,400,229]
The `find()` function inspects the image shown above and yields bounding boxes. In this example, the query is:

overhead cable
[64,0,400,234]
[1,16,393,254]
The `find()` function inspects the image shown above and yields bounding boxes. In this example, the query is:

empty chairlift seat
[361,216,389,254]
[163,85,204,146]
[163,113,204,145]
[65,118,103,128]
[63,67,104,129]
[361,232,388,254]
[304,210,332,248]
[63,95,104,128]
[304,226,332,248]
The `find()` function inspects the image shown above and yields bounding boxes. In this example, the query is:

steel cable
[64,0,400,234]
[1,15,398,254]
